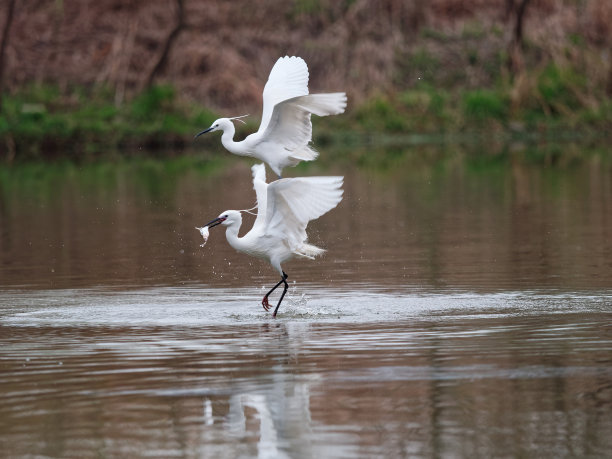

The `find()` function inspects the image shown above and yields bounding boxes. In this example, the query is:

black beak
[194,126,214,139]
[205,217,225,229]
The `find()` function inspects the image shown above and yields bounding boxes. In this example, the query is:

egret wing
[257,93,348,158]
[265,176,344,248]
[251,163,268,230]
[259,98,313,154]
[259,56,309,134]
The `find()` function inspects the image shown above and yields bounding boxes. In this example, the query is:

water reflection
[0,147,611,291]
[1,145,612,457]
[1,295,611,458]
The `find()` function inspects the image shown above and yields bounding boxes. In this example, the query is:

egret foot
[262,272,288,317]
[272,276,289,318]
[262,295,271,311]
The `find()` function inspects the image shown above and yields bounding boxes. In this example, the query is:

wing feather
[265,176,344,251]
[258,93,348,154]
[251,163,268,230]
[259,56,309,134]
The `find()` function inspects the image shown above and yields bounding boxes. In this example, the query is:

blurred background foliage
[0,0,611,160]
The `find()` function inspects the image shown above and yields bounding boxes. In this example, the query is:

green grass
[1,60,611,162]
[336,62,611,139]
[462,89,508,121]
[0,84,221,159]
[536,64,586,115]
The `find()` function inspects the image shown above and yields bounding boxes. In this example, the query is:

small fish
[195,226,209,247]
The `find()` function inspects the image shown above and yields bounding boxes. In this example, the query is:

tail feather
[295,243,326,259]
[289,145,319,162]
[297,93,347,117]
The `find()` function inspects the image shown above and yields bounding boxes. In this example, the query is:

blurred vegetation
[361,63,610,130]
[1,62,611,162]
[2,1,612,161]
[0,154,230,207]
[0,84,219,160]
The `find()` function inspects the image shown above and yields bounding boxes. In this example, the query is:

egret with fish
[198,164,343,317]
[195,56,347,177]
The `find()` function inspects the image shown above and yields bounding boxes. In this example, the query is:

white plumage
[201,163,344,316]
[195,56,347,177]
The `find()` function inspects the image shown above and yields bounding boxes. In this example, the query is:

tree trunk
[145,0,185,89]
[607,44,612,96]
[0,0,17,112]
[507,0,531,76]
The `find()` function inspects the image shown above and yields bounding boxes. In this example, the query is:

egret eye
[215,124,219,128]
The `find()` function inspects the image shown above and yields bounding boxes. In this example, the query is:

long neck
[220,124,246,156]
[225,221,248,253]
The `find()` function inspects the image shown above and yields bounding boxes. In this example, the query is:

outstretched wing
[265,176,344,249]
[258,93,348,155]
[251,163,268,230]
[259,56,309,135]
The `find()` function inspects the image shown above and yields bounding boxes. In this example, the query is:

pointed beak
[205,216,226,229]
[194,126,214,139]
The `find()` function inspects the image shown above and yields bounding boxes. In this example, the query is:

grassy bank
[1,63,611,162]
[0,85,220,161]
[331,63,612,138]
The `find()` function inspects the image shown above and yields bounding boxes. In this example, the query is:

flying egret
[200,163,343,317]
[195,56,347,177]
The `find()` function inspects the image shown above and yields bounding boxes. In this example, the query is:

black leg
[272,273,289,318]
[262,272,289,312]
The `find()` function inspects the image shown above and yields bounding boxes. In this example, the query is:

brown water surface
[1,147,611,457]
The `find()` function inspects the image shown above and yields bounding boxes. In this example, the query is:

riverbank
[1,69,611,162]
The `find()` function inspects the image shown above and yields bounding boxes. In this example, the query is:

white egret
[200,164,343,317]
[195,56,347,177]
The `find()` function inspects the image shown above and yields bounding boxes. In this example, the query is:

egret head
[194,115,249,138]
[204,210,242,229]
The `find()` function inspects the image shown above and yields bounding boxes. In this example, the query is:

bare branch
[0,0,17,112]
[145,0,185,89]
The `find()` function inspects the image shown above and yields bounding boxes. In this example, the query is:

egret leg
[272,275,289,318]
[262,272,288,313]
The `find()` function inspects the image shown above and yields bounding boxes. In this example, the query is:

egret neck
[222,213,244,250]
[219,121,246,157]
